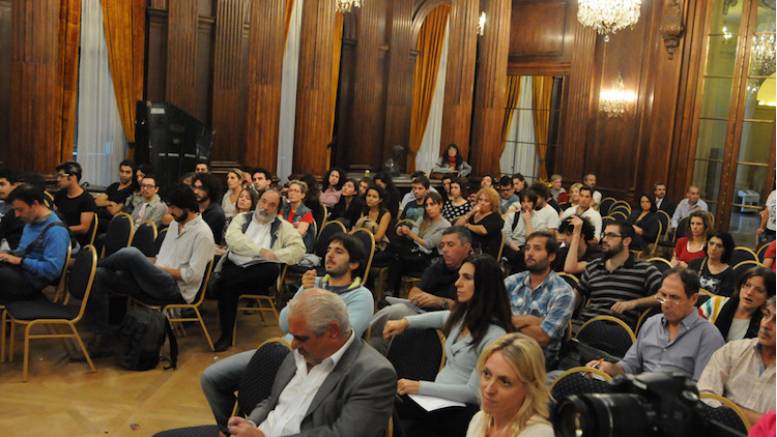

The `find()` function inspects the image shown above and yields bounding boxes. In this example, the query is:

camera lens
[556,394,652,437]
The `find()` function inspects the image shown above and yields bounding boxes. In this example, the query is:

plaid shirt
[505,270,575,363]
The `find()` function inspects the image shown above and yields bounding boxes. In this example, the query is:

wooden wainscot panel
[509,0,570,61]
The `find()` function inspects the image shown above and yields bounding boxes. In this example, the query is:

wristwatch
[440,299,449,309]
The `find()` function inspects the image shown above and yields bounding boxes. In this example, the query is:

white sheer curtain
[76,0,127,187]
[499,76,539,181]
[415,19,450,174]
[277,0,304,183]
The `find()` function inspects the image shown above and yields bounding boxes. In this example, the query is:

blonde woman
[558,182,582,211]
[221,168,245,219]
[456,187,504,257]
[467,333,553,437]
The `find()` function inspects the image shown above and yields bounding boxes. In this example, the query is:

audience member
[504,231,575,368]
[671,209,709,267]
[0,168,24,249]
[764,240,776,271]
[194,159,209,174]
[0,184,69,302]
[125,163,153,213]
[54,161,96,247]
[400,175,431,222]
[560,186,602,238]
[212,189,306,351]
[319,167,344,208]
[221,168,245,220]
[202,235,372,429]
[368,226,473,353]
[466,333,553,437]
[502,191,541,271]
[280,180,316,252]
[178,172,195,187]
[698,296,776,425]
[577,220,662,328]
[498,176,520,214]
[671,185,708,229]
[300,174,325,228]
[442,178,471,222]
[358,177,371,196]
[193,172,226,245]
[357,185,392,265]
[456,187,504,258]
[330,178,363,227]
[384,254,513,437]
[225,289,396,437]
[582,173,602,207]
[713,267,775,342]
[627,194,660,252]
[652,182,676,216]
[432,143,472,177]
[687,231,736,296]
[549,174,565,203]
[250,167,273,198]
[87,184,214,356]
[512,173,527,198]
[440,175,453,203]
[372,172,400,218]
[558,182,582,211]
[553,215,602,275]
[589,268,724,381]
[529,182,561,219]
[399,171,438,212]
[129,174,166,228]
[757,188,776,245]
[94,160,135,227]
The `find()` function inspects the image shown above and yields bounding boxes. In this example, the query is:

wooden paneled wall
[0,0,10,160]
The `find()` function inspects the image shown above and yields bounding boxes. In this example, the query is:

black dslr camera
[552,372,746,437]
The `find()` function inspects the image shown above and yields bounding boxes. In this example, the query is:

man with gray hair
[227,289,396,437]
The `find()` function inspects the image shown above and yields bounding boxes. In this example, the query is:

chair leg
[232,316,238,347]
[0,310,6,364]
[194,308,214,351]
[8,320,15,363]
[22,324,31,382]
[69,323,95,372]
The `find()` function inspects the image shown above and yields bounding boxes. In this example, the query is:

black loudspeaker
[134,102,214,190]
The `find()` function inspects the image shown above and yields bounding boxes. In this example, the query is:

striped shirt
[578,255,662,327]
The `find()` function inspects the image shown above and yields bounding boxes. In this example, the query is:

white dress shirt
[258,332,356,437]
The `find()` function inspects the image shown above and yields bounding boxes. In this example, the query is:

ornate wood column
[469,0,511,176]
[166,0,200,117]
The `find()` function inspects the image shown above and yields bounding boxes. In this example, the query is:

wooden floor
[0,300,283,436]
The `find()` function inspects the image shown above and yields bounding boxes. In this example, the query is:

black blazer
[654,197,676,217]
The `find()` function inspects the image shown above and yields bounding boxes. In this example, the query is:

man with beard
[698,296,776,424]
[201,233,371,430]
[193,172,226,245]
[212,189,306,352]
[504,231,575,368]
[589,268,723,383]
[576,220,663,329]
[94,160,136,226]
[86,184,215,356]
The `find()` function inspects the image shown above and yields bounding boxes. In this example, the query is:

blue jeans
[88,247,180,334]
[201,350,254,428]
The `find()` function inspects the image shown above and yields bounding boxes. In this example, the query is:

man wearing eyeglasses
[53,161,96,247]
[576,220,662,329]
[129,174,166,228]
[588,268,724,382]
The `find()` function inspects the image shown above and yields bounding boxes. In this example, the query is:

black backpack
[114,306,178,371]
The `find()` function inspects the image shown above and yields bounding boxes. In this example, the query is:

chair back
[675,216,690,239]
[316,205,329,237]
[311,203,326,237]
[315,221,346,259]
[649,219,664,255]
[610,200,631,215]
[43,191,55,210]
[154,227,168,255]
[351,228,376,283]
[730,246,758,266]
[609,210,628,221]
[550,366,612,402]
[647,257,672,274]
[757,243,770,263]
[496,232,506,261]
[190,258,216,308]
[733,260,763,280]
[576,315,636,358]
[599,197,616,216]
[53,244,73,303]
[557,272,584,317]
[237,338,291,416]
[698,392,750,434]
[86,214,99,246]
[131,222,159,256]
[655,210,671,238]
[386,329,445,381]
[635,306,660,335]
[104,213,134,257]
[67,245,98,323]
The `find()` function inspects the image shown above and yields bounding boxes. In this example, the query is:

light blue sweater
[13,212,69,290]
[406,310,506,404]
[279,276,375,339]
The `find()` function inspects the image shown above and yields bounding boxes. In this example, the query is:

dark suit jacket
[248,337,397,437]
[654,197,676,217]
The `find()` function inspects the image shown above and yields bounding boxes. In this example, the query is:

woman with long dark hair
[714,267,775,341]
[319,167,345,208]
[672,210,709,267]
[384,254,513,437]
[627,194,660,253]
[330,178,363,228]
[433,143,472,177]
[443,178,472,222]
[373,172,401,218]
[688,231,736,296]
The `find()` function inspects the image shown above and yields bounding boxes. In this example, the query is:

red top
[283,208,314,226]
[749,410,775,437]
[765,241,776,272]
[673,236,706,264]
[448,156,457,168]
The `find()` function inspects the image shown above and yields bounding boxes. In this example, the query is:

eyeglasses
[602,232,623,239]
[141,183,156,189]
[656,295,683,306]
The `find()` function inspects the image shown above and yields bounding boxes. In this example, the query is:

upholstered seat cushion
[6,300,79,321]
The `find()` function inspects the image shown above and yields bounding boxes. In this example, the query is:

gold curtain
[101,0,146,145]
[531,76,553,180]
[407,5,450,173]
[284,0,295,37]
[328,11,344,169]
[499,75,523,173]
[59,0,81,161]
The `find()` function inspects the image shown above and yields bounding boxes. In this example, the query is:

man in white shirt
[226,289,396,437]
[671,185,708,229]
[583,173,602,207]
[561,186,603,239]
[528,182,561,231]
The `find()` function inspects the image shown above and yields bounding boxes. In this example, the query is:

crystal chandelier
[599,73,635,117]
[751,33,776,76]
[336,0,362,13]
[577,0,642,42]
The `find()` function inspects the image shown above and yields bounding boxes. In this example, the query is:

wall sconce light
[599,73,636,117]
[477,12,487,36]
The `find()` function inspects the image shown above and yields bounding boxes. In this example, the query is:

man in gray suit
[226,289,397,437]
